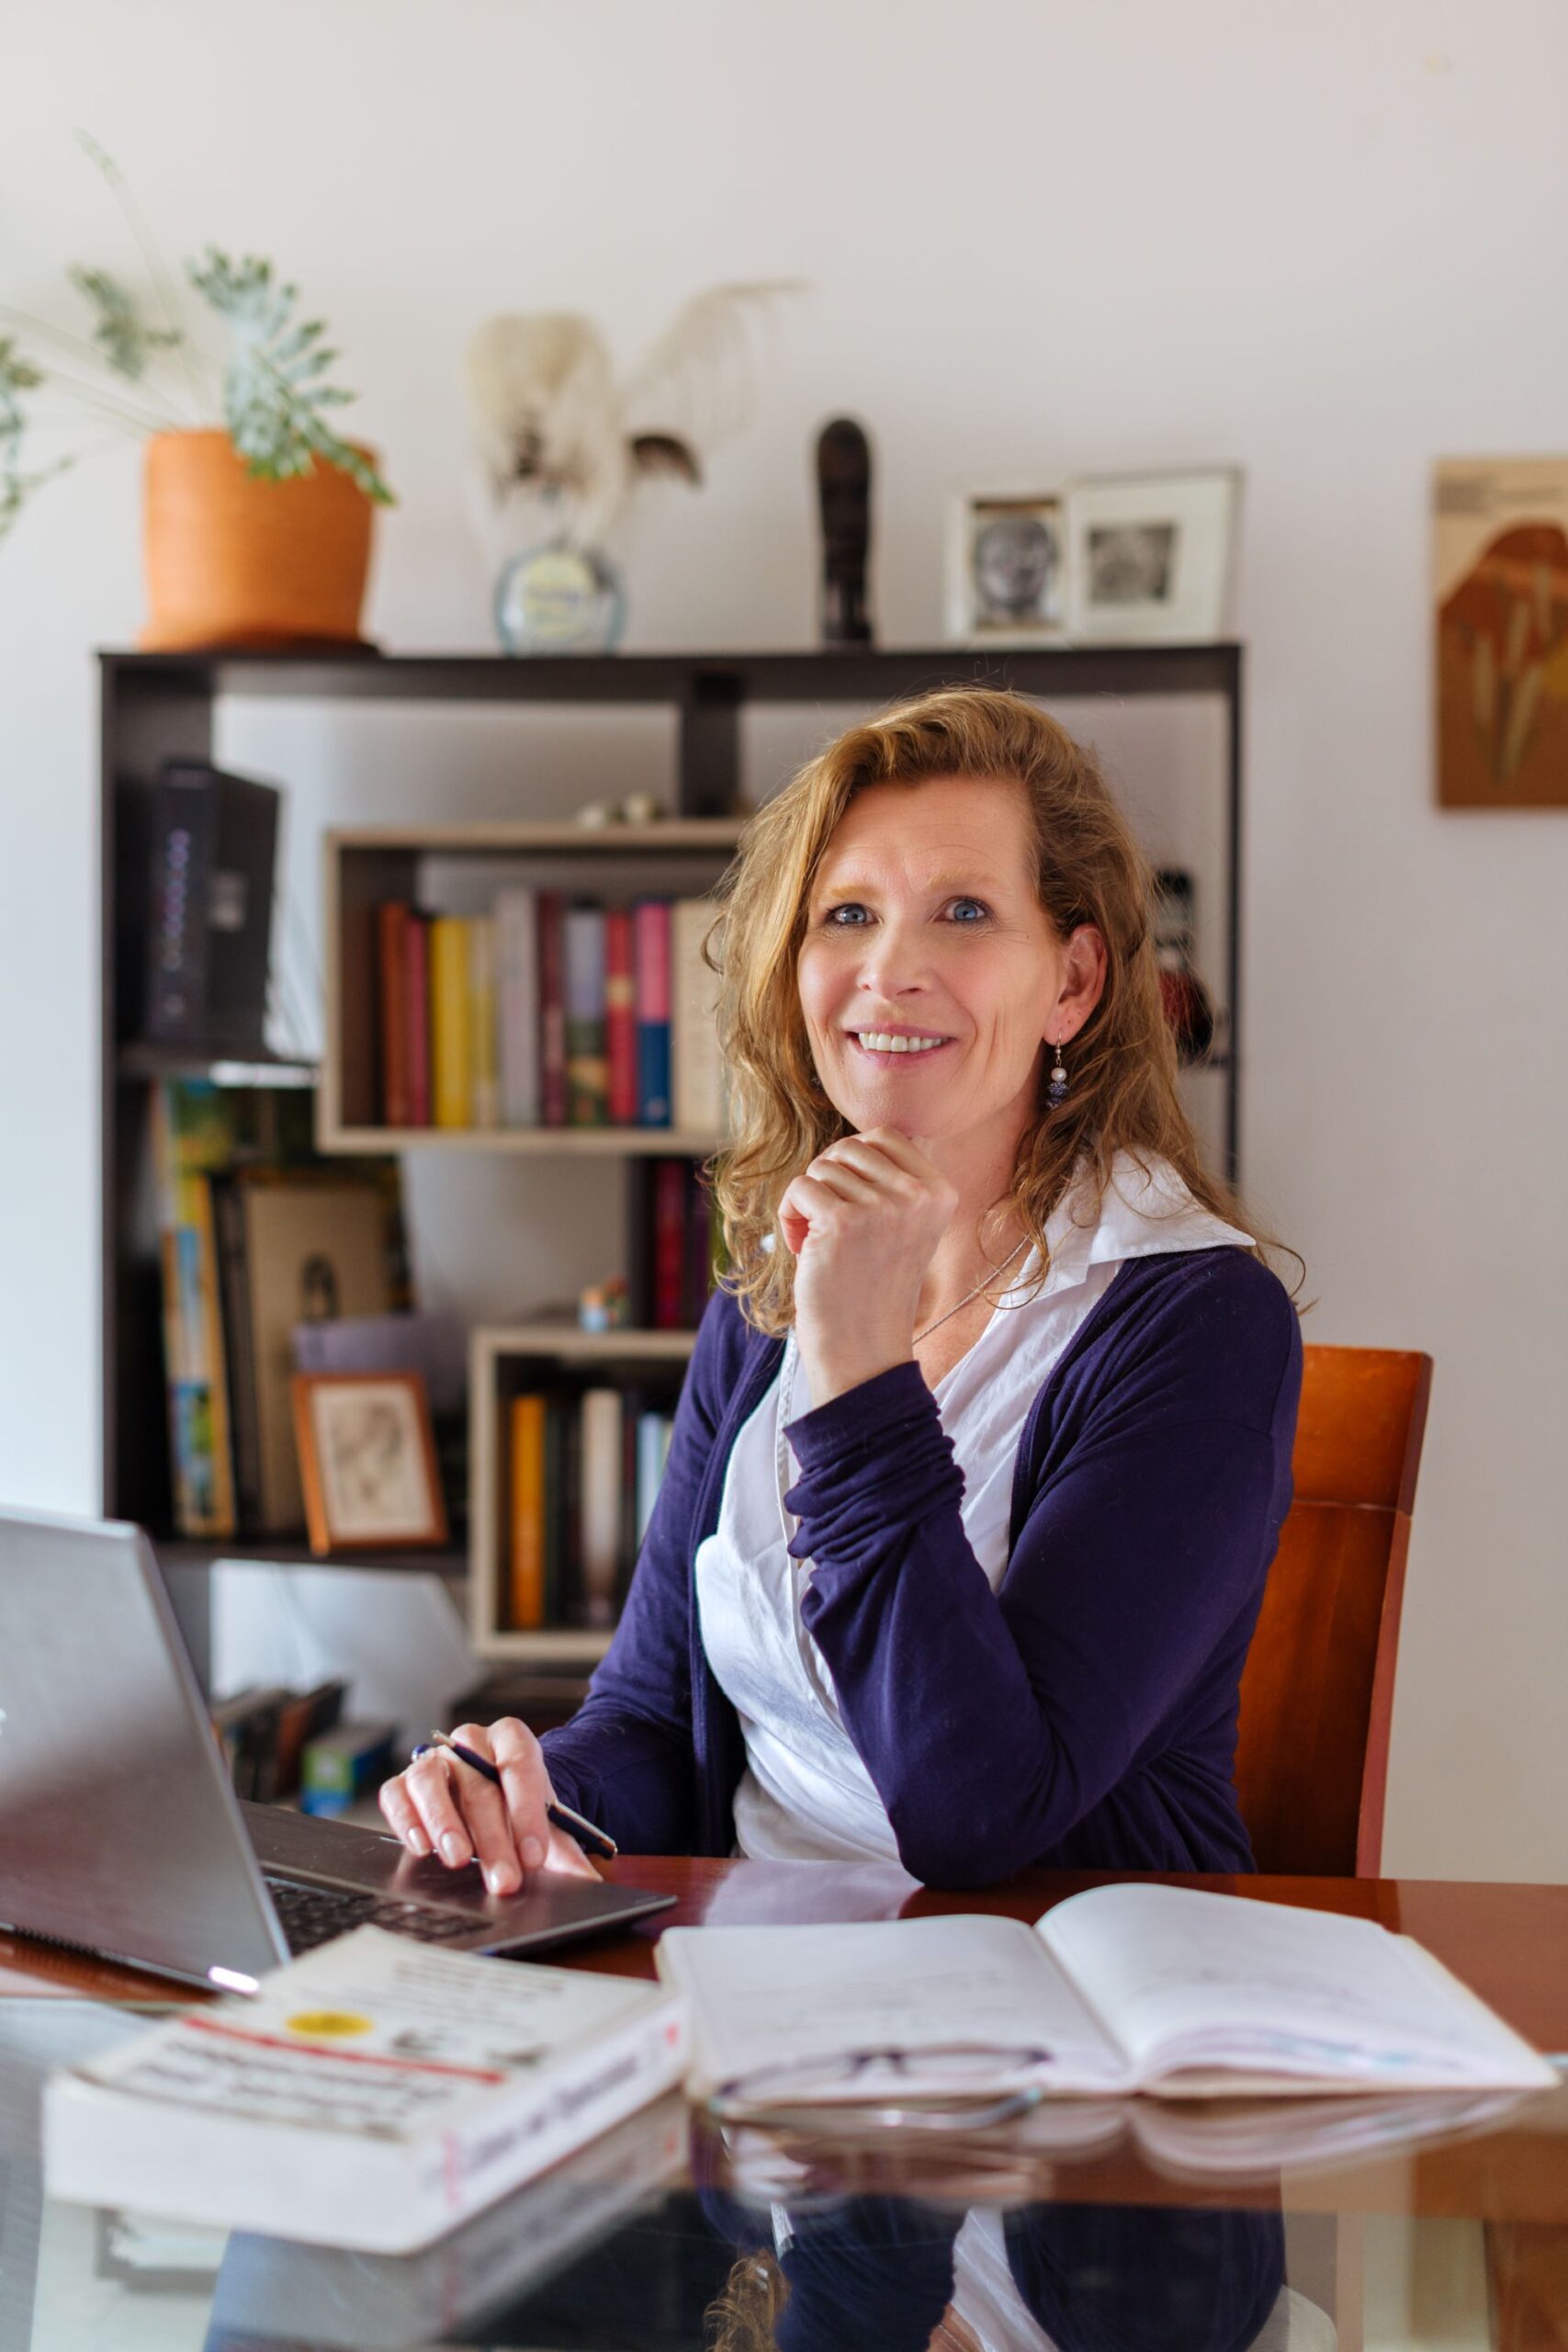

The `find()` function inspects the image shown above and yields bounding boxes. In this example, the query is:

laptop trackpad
[243,1800,526,1915]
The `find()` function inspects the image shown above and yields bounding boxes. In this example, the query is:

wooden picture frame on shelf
[290,1370,449,1556]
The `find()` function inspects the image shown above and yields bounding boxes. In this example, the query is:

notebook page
[656,1916,1134,2100]
[1036,1884,1555,2090]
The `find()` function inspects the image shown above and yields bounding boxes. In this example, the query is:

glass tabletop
[3,2000,1565,2349]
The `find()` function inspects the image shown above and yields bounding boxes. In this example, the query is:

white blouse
[693,1152,1254,1864]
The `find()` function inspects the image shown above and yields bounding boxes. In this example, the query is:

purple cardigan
[541,1248,1302,1887]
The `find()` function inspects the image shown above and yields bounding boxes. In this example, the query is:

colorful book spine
[537,892,568,1127]
[378,903,412,1128]
[633,900,671,1126]
[468,914,500,1131]
[508,1395,547,1630]
[604,908,638,1125]
[579,1388,623,1628]
[161,1227,217,1535]
[405,914,432,1127]
[430,916,472,1130]
[670,898,725,1136]
[495,888,539,1127]
[564,906,609,1126]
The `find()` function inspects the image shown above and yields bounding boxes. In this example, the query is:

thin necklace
[912,1234,1032,1344]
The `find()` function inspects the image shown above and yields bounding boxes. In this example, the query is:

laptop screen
[0,1510,286,1988]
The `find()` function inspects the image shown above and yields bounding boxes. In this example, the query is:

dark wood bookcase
[100,644,1244,1605]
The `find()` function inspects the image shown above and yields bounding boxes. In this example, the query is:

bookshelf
[100,644,1244,1702]
[319,818,740,1152]
[468,1324,697,1661]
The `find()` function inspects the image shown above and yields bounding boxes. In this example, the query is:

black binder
[118,760,279,1052]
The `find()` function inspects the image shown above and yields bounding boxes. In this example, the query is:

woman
[380,687,1303,1891]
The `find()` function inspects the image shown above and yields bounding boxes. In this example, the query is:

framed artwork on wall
[1434,456,1568,808]
[1065,469,1241,645]
[944,491,1066,645]
[290,1370,448,1555]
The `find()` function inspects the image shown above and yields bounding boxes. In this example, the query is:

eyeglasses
[705,2043,1053,2133]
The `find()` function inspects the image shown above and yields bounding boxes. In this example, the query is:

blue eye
[948,898,990,924]
[825,903,872,926]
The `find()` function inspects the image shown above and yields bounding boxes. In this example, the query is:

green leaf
[68,266,184,380]
[188,246,395,504]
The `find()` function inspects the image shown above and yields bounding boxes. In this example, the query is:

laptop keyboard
[264,1874,480,1954]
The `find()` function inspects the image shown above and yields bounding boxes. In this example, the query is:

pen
[410,1730,619,1860]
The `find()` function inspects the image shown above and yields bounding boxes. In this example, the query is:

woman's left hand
[778,1127,956,1404]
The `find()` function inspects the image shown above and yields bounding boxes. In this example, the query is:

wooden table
[4,1857,1566,2221]
[4,1860,1567,2346]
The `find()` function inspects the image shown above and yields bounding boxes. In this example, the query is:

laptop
[0,1509,673,1992]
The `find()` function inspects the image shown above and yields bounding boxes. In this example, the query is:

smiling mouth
[847,1030,953,1059]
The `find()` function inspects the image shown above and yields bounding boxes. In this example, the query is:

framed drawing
[1065,469,1241,644]
[290,1371,449,1555]
[945,491,1066,645]
[1434,457,1568,808]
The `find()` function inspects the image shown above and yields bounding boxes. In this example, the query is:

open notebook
[657,1883,1559,2104]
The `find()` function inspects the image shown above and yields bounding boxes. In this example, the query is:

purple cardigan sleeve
[536,1288,744,1851]
[785,1251,1301,1888]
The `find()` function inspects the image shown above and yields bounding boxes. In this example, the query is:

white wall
[2,0,1564,1881]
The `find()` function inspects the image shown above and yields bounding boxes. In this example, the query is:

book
[120,761,278,1053]
[43,1925,690,2253]
[536,890,568,1126]
[299,1721,398,1815]
[604,905,638,1123]
[544,1390,577,1625]
[684,1162,717,1325]
[468,912,500,1129]
[508,1393,547,1630]
[651,1158,688,1330]
[241,1180,397,1532]
[564,905,609,1125]
[404,912,432,1127]
[579,1387,623,1628]
[160,1227,221,1535]
[670,897,725,1135]
[633,899,671,1125]
[210,1171,264,1532]
[635,1410,673,1546]
[430,914,472,1129]
[377,902,411,1127]
[495,887,540,1126]
[656,1883,1559,2106]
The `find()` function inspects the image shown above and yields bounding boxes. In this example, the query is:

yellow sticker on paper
[285,2009,373,2039]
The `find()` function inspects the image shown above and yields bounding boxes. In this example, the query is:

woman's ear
[1054,923,1109,1038]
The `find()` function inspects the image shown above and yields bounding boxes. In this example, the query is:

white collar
[1032,1150,1254,1298]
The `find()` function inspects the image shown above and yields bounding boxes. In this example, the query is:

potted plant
[1,141,392,649]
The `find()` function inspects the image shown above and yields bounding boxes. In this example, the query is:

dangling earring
[1046,1036,1068,1107]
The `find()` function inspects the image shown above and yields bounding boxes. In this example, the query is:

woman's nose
[856,919,930,996]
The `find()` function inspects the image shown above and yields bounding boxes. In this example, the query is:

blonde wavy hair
[710,684,1292,1335]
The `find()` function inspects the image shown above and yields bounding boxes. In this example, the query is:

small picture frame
[290,1371,449,1555]
[1065,468,1241,644]
[945,491,1066,645]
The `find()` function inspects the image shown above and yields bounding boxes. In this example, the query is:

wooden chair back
[1235,1345,1432,1877]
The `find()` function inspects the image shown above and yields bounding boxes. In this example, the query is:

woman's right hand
[378,1718,601,1895]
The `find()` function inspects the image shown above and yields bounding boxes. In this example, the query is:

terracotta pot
[141,428,378,650]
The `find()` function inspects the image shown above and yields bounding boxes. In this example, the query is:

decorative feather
[618,279,799,458]
[464,280,798,548]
